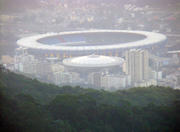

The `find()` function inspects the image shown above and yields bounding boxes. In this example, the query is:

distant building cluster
[2,44,178,91]
[1,1,180,90]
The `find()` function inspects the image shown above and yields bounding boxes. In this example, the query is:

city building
[150,70,163,80]
[134,79,157,87]
[14,54,38,75]
[53,71,80,86]
[88,72,102,88]
[125,49,150,85]
[101,74,129,90]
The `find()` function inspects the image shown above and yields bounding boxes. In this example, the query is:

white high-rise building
[125,49,150,85]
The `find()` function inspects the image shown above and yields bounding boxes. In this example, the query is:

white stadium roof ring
[17,30,167,51]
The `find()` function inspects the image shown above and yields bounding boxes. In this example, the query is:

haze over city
[0,0,180,131]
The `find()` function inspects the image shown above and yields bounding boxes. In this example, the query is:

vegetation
[0,67,180,132]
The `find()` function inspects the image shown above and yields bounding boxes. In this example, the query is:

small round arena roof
[63,55,124,68]
[17,30,167,51]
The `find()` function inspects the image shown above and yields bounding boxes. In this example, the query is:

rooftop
[63,54,124,68]
[17,30,167,51]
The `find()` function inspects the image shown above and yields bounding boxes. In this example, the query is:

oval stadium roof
[17,30,167,51]
[63,54,124,68]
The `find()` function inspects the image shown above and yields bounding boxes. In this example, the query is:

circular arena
[63,54,124,68]
[17,30,167,58]
[63,55,124,74]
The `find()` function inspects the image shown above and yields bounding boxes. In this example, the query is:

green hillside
[0,66,180,132]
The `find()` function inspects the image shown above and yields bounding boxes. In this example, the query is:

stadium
[63,54,125,78]
[17,30,167,59]
[63,54,124,71]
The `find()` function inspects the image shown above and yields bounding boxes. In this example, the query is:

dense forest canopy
[0,67,180,132]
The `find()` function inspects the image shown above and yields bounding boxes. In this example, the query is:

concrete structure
[53,71,80,86]
[101,74,129,90]
[54,71,72,85]
[125,49,150,84]
[17,30,167,59]
[150,70,163,80]
[14,54,38,74]
[88,72,102,88]
[134,79,157,87]
[63,54,124,68]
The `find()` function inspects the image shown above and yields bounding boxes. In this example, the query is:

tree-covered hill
[0,68,179,106]
[0,67,180,132]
